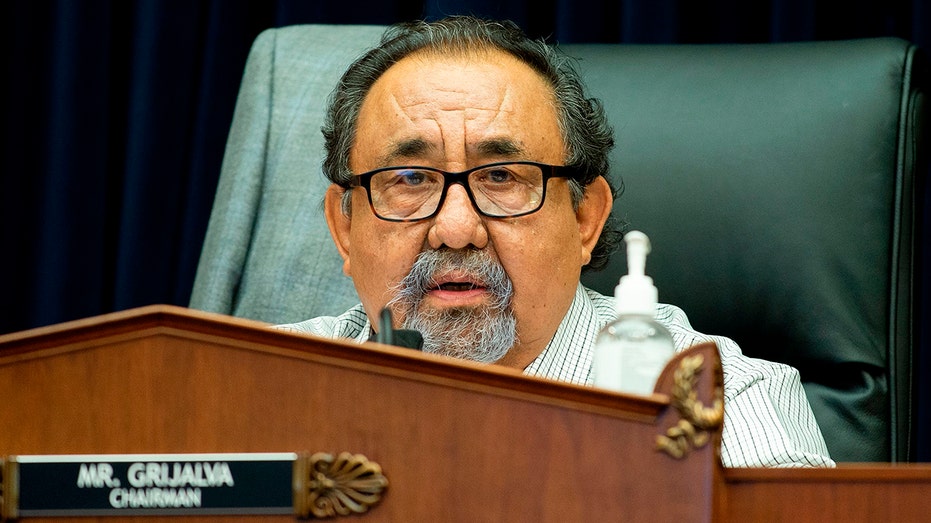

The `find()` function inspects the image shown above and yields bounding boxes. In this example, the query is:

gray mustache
[393,249,513,309]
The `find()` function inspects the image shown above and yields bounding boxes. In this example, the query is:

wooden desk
[1,306,929,521]
[722,465,931,521]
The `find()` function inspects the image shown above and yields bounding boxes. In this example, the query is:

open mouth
[436,282,481,291]
[426,271,488,297]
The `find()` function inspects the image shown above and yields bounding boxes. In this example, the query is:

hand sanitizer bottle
[592,231,676,395]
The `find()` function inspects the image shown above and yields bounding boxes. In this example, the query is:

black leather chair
[573,39,928,462]
[191,26,928,462]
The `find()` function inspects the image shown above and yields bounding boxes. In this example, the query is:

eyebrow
[373,138,429,167]
[377,137,528,167]
[475,138,525,157]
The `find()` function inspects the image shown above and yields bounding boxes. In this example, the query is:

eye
[479,167,517,184]
[395,169,430,186]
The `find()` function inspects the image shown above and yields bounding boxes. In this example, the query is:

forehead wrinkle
[377,90,447,166]
[386,92,419,125]
[467,85,526,160]
[370,56,545,167]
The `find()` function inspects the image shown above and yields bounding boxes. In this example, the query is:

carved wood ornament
[293,452,388,519]
[656,354,725,459]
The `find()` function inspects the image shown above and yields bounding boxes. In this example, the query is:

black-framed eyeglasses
[348,161,580,222]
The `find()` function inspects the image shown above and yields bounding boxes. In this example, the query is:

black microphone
[370,308,423,350]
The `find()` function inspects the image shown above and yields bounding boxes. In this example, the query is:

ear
[324,184,353,276]
[576,176,614,266]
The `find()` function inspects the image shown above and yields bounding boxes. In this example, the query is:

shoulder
[580,288,831,466]
[581,285,618,326]
[655,303,804,400]
[274,304,369,341]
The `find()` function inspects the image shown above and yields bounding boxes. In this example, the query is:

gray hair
[322,16,623,270]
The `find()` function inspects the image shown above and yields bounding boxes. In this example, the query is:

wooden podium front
[0,306,727,522]
[4,306,931,521]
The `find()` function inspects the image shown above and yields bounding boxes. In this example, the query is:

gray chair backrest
[191,25,384,323]
[191,25,928,462]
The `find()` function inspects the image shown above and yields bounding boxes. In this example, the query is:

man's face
[325,48,610,369]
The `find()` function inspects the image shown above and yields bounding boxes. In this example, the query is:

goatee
[386,248,517,363]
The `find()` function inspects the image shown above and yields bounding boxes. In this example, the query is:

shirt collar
[523,283,608,385]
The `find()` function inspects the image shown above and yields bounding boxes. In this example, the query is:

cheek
[348,219,426,304]
[491,215,583,304]
[495,222,581,347]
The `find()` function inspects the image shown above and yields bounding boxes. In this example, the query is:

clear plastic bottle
[592,231,676,395]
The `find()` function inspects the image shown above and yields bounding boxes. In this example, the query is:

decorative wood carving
[656,354,724,459]
[293,452,388,519]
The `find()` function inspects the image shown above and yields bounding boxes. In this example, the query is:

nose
[427,183,489,250]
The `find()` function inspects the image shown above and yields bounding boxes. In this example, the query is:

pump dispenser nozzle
[615,231,659,316]
[624,231,650,277]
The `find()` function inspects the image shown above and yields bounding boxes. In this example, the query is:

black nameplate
[14,453,295,516]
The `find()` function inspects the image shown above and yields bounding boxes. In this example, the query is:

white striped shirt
[279,283,834,468]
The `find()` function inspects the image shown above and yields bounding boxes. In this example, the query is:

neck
[494,343,544,371]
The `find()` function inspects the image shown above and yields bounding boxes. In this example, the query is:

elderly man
[279,16,833,468]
